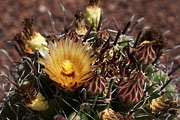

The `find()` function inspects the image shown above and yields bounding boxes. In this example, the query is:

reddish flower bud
[135,41,156,65]
[117,71,145,104]
[84,74,106,94]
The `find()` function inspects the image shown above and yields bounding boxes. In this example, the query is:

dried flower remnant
[13,17,48,55]
[138,29,159,44]
[138,29,167,49]
[74,10,87,36]
[146,96,178,115]
[38,38,95,91]
[86,0,101,29]
[25,92,49,111]
[117,71,145,104]
[99,108,133,120]
[16,83,48,111]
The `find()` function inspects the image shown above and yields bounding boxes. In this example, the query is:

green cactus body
[0,1,178,120]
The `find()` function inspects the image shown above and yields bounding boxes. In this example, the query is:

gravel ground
[0,0,179,80]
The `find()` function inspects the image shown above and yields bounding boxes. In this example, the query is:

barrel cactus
[0,0,179,120]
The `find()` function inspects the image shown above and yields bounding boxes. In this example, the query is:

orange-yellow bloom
[38,39,94,91]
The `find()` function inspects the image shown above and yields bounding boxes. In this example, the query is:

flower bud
[84,74,106,94]
[135,41,156,65]
[117,71,145,103]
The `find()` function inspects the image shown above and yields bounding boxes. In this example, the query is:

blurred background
[0,0,179,79]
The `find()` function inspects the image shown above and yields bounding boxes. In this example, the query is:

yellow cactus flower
[26,92,49,111]
[38,38,95,91]
[86,0,101,29]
